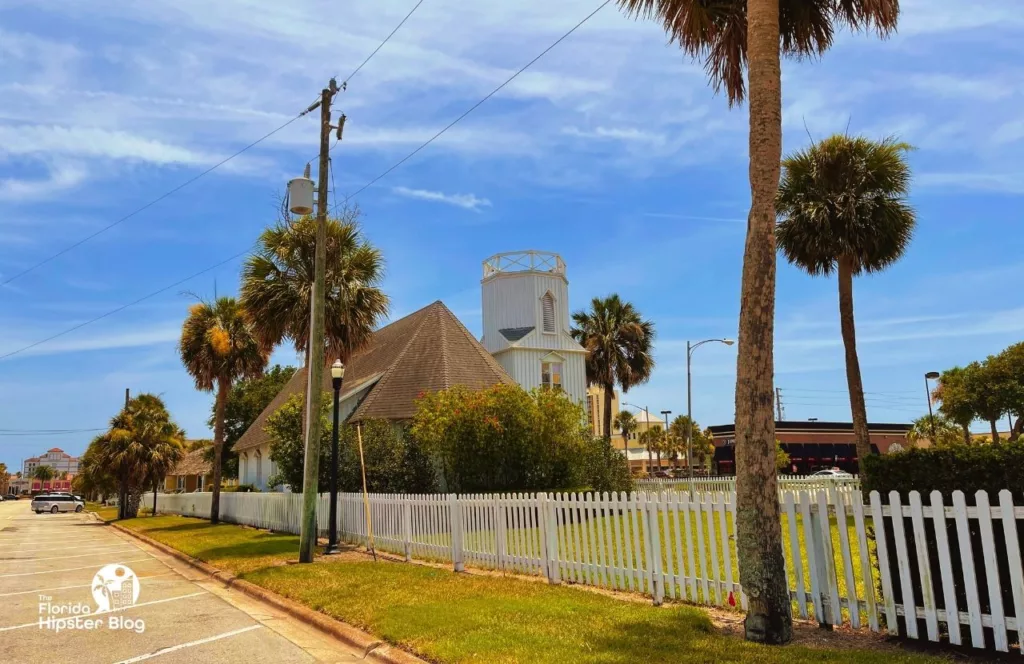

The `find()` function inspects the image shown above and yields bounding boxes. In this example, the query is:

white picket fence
[143,488,1023,653]
[636,475,862,508]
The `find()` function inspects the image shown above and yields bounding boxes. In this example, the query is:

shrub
[411,384,591,493]
[580,436,633,494]
[862,440,1024,497]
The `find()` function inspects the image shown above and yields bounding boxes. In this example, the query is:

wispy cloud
[392,186,492,211]
[0,124,216,166]
[915,172,1024,195]
[0,163,87,202]
[0,322,181,360]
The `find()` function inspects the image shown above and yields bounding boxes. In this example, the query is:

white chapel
[480,251,588,404]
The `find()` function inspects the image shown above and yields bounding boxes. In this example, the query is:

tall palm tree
[240,208,390,367]
[776,135,915,464]
[615,0,900,644]
[571,295,655,450]
[180,297,267,524]
[32,465,55,493]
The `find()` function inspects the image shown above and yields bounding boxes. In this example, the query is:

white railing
[635,475,862,506]
[142,487,1024,653]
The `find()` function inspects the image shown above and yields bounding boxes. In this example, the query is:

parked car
[31,494,85,514]
[809,468,854,479]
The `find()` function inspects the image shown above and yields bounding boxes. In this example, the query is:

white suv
[31,494,85,514]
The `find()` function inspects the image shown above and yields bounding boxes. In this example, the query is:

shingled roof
[168,448,212,477]
[232,301,514,453]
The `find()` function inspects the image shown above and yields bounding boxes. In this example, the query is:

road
[0,499,364,664]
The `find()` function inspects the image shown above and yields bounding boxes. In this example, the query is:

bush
[862,440,1024,497]
[862,441,1024,650]
[411,384,591,493]
[225,483,258,493]
[580,437,633,494]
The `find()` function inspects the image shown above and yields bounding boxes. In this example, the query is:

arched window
[240,453,248,483]
[541,292,555,333]
[255,450,263,486]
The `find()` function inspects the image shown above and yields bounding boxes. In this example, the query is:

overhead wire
[0,2,609,362]
[0,1,429,289]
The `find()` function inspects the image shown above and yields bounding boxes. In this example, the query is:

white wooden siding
[494,348,586,404]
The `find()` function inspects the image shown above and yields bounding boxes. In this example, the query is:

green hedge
[862,441,1024,496]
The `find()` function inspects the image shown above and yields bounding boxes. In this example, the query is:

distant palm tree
[615,0,901,644]
[610,411,634,448]
[32,465,55,494]
[144,426,186,516]
[776,135,915,465]
[180,297,267,524]
[240,208,389,367]
[571,295,655,450]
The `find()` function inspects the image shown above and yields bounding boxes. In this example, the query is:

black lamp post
[661,410,672,470]
[325,359,345,555]
[924,371,940,441]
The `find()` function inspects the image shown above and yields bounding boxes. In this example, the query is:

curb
[107,520,425,664]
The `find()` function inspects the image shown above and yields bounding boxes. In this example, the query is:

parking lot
[0,500,363,663]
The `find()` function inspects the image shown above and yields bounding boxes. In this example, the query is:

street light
[687,338,735,479]
[325,360,345,555]
[924,371,940,442]
[660,410,672,472]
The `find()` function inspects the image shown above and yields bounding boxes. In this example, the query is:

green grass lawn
[115,515,943,664]
[87,501,119,522]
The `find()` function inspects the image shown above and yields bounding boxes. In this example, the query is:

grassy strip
[115,515,945,664]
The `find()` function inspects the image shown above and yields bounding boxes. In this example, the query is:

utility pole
[775,387,784,421]
[125,388,130,409]
[299,78,340,564]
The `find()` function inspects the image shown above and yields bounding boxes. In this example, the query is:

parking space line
[0,557,155,578]
[113,624,263,663]
[0,540,123,550]
[0,572,178,598]
[2,547,141,563]
[0,591,208,632]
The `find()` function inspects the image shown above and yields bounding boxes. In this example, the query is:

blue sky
[2,0,1022,470]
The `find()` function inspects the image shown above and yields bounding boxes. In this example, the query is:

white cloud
[392,186,492,211]
[0,124,215,166]
[562,126,665,144]
[0,321,181,360]
[915,172,1024,195]
[0,163,87,202]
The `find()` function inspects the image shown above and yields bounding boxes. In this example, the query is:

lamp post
[924,371,940,442]
[325,360,345,555]
[660,410,672,471]
[687,338,735,479]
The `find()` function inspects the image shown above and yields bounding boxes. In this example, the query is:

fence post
[449,493,465,572]
[544,493,561,585]
[494,495,507,570]
[807,500,834,627]
[402,496,412,562]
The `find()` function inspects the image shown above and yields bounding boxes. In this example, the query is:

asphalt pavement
[0,499,364,664]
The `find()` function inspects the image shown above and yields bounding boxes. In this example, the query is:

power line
[0,3,608,361]
[0,248,251,361]
[0,109,316,289]
[332,0,612,210]
[1,2,428,289]
[343,0,426,86]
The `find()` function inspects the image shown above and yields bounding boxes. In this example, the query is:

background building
[585,385,620,439]
[481,251,587,405]
[709,420,913,475]
[22,447,79,477]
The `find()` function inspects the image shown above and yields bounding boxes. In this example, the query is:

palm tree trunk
[210,377,230,525]
[838,256,871,465]
[152,481,158,516]
[602,383,614,449]
[734,0,791,646]
[990,419,999,443]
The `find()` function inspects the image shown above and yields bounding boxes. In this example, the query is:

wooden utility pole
[299,79,340,563]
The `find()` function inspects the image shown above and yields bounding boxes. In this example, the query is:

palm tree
[240,207,390,368]
[32,465,55,493]
[776,135,915,464]
[571,295,655,450]
[614,0,900,644]
[614,410,637,449]
[144,426,186,516]
[180,297,267,524]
